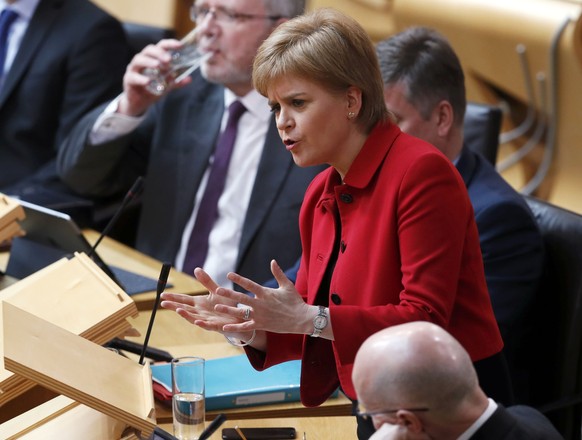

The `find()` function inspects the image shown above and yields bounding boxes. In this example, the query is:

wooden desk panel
[2,399,356,440]
[154,394,353,424]
[158,415,358,440]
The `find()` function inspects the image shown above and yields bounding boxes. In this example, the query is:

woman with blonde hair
[162,8,510,439]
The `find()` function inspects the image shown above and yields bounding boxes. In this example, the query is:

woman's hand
[160,267,239,334]
[212,260,313,336]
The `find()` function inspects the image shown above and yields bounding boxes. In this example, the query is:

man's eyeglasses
[191,5,287,24]
[355,404,429,420]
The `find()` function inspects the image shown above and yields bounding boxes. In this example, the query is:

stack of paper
[0,194,24,244]
[0,253,138,408]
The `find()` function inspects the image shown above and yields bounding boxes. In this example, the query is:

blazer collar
[343,121,399,189]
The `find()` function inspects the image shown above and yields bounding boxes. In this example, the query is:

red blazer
[247,122,503,406]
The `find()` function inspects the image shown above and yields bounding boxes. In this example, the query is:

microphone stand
[139,262,172,365]
[87,176,144,259]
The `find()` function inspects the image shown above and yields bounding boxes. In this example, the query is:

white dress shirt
[90,88,271,288]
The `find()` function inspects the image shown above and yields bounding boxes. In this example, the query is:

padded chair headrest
[523,196,582,415]
[122,22,176,57]
[464,102,502,165]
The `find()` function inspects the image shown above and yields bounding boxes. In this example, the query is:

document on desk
[151,355,313,410]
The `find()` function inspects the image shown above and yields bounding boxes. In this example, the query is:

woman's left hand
[211,259,312,335]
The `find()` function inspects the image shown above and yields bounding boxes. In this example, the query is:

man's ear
[434,100,455,138]
[396,410,424,433]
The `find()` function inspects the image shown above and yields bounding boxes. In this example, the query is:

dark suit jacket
[58,72,325,286]
[456,148,544,401]
[472,405,563,439]
[0,0,129,193]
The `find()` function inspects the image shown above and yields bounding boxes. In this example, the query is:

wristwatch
[311,306,328,337]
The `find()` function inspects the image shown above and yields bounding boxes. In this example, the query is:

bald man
[352,322,562,440]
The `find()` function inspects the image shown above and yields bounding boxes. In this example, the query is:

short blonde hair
[253,8,389,133]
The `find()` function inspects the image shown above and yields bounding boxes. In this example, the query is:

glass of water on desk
[144,28,210,96]
[172,356,205,440]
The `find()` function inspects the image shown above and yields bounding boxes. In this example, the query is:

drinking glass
[171,356,205,440]
[144,28,210,96]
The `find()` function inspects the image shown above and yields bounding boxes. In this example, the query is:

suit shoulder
[59,0,121,21]
[506,405,564,439]
[467,158,532,212]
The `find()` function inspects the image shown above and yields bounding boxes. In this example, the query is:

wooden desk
[155,393,352,424]
[1,397,356,440]
[158,416,358,439]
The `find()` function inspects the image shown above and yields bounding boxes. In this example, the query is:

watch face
[314,315,327,330]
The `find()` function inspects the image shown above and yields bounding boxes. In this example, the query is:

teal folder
[150,355,303,410]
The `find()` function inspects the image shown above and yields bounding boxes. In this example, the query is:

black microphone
[139,262,172,365]
[105,338,173,362]
[87,176,144,259]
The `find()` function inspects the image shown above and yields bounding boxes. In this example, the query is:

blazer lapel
[0,0,63,107]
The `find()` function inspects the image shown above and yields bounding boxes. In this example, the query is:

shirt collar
[1,0,40,21]
[224,88,271,124]
[457,398,498,440]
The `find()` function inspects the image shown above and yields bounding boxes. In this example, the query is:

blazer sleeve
[58,103,154,197]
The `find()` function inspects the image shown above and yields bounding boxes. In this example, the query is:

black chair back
[464,102,502,165]
[122,22,176,57]
[524,195,582,440]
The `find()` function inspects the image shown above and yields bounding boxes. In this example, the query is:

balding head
[353,322,488,437]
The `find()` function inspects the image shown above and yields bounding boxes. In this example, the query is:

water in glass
[173,392,205,439]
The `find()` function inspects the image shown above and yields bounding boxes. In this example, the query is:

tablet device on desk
[5,199,160,295]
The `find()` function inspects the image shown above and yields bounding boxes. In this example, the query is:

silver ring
[243,308,251,321]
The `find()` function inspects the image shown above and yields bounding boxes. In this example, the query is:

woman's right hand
[160,267,249,339]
